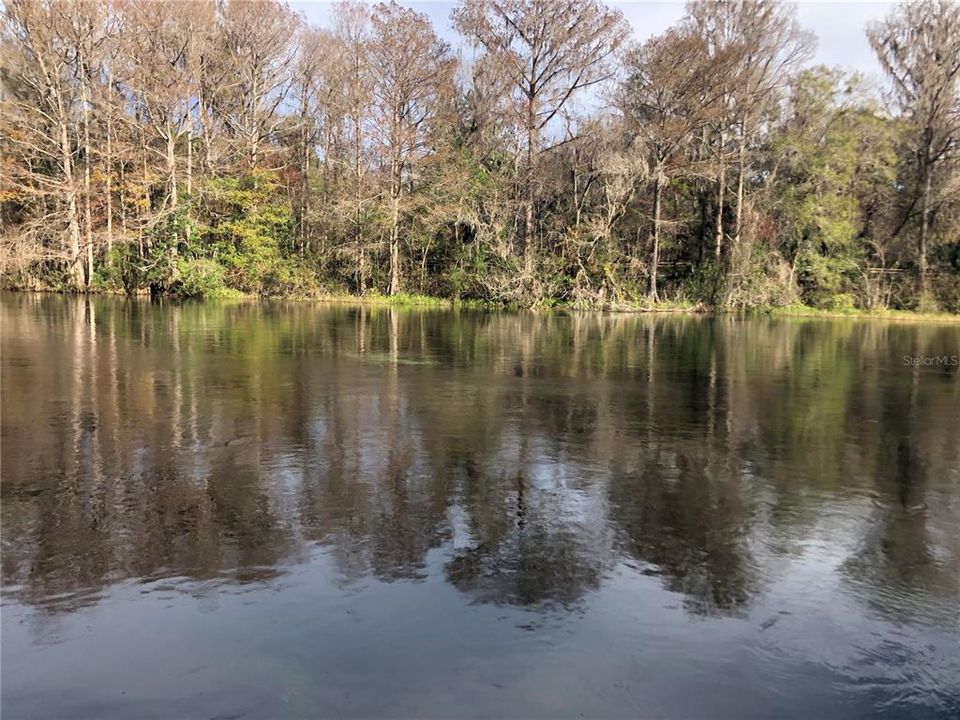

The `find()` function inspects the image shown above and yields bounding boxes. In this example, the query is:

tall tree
[869,0,960,301]
[452,0,629,273]
[769,67,897,308]
[623,28,717,299]
[370,1,454,295]
[3,0,88,286]
[119,0,202,212]
[331,0,373,293]
[290,26,329,254]
[216,0,299,169]
[685,0,811,263]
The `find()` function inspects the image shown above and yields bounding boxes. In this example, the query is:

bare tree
[685,0,811,263]
[216,0,299,169]
[623,28,717,299]
[370,1,454,295]
[290,25,329,254]
[331,1,373,293]
[3,0,87,286]
[119,1,202,211]
[452,0,629,272]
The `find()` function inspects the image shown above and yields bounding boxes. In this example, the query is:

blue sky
[288,1,896,79]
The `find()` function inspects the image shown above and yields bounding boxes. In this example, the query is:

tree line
[1,0,958,311]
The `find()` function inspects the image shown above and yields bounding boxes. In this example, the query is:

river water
[1,293,958,719]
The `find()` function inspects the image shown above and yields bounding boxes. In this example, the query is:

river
[1,293,958,719]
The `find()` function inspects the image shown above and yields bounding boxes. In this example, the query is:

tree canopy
[1,0,958,312]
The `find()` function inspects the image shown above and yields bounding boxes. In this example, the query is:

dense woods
[1,0,959,311]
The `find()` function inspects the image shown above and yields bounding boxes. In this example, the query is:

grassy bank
[762,303,960,324]
[306,294,960,323]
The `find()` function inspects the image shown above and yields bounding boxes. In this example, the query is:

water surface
[2,293,959,719]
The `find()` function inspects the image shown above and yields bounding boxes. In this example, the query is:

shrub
[175,257,227,297]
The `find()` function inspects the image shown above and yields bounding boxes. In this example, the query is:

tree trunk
[649,173,662,301]
[186,108,193,197]
[82,73,93,287]
[118,140,127,237]
[389,200,401,295]
[714,130,726,261]
[354,113,364,294]
[523,93,537,275]
[140,122,150,258]
[201,93,213,174]
[388,106,401,295]
[105,77,113,262]
[389,153,401,297]
[733,118,746,250]
[298,87,309,254]
[167,122,178,208]
[919,162,931,298]
[60,117,84,288]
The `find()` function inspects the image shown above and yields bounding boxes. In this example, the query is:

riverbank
[5,287,960,323]
[763,303,960,324]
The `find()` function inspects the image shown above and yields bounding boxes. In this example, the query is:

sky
[289,0,897,80]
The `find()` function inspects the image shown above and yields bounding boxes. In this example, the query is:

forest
[1,0,959,312]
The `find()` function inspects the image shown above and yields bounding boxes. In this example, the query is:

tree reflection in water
[2,293,958,628]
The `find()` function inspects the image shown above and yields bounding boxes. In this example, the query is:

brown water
[1,293,959,719]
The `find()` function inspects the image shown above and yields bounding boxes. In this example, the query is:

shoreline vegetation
[2,0,958,316]
[6,288,959,324]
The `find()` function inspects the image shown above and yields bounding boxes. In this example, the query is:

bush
[823,292,857,312]
[175,257,227,298]
[201,170,295,295]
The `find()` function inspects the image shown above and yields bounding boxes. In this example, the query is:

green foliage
[682,262,724,306]
[92,247,130,292]
[175,257,228,298]
[86,171,319,299]
[200,170,302,296]
[95,209,196,294]
[823,292,857,312]
[770,67,889,310]
[916,291,940,315]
